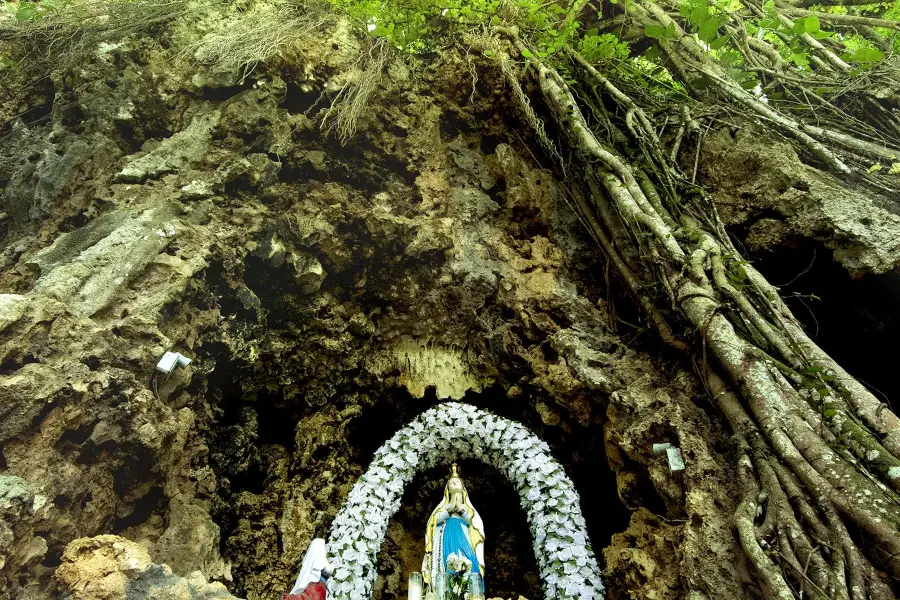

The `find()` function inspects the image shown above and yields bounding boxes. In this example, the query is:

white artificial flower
[445,552,472,573]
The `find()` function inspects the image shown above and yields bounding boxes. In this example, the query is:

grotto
[2,1,900,600]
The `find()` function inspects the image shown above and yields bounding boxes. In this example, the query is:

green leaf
[698,17,722,43]
[803,15,820,34]
[849,46,884,64]
[643,44,661,60]
[791,51,809,68]
[710,35,729,51]
[823,408,837,419]
[521,48,533,59]
[867,163,883,174]
[644,24,668,40]
[689,6,709,27]
[15,5,38,21]
[739,74,759,89]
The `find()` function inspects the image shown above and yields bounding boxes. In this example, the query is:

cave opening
[343,384,626,598]
[744,238,900,407]
[374,459,544,600]
[205,334,625,599]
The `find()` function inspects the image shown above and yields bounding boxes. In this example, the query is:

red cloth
[282,582,327,600]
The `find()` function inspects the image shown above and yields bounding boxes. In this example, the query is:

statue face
[447,477,465,495]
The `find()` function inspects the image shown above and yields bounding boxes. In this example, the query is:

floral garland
[326,402,604,600]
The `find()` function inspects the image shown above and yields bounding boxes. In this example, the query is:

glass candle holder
[408,573,424,600]
[467,573,484,599]
[433,573,449,600]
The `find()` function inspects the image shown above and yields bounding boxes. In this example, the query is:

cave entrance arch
[326,402,604,600]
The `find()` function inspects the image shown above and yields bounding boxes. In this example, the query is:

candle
[433,573,449,600]
[408,573,424,600]
[468,573,485,599]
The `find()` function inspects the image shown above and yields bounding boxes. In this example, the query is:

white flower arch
[326,402,605,600]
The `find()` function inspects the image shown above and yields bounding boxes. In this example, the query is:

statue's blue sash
[441,516,481,575]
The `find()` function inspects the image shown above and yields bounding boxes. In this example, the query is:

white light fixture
[652,442,686,473]
[155,351,192,380]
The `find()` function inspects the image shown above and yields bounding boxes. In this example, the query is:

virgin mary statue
[422,464,486,589]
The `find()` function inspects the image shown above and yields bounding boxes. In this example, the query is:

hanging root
[184,1,328,82]
[0,0,188,69]
[321,38,391,145]
[491,25,900,599]
[464,31,563,167]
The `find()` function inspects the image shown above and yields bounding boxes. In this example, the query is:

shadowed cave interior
[207,355,628,599]
[742,237,900,409]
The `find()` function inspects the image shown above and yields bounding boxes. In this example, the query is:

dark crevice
[0,352,38,374]
[747,238,900,406]
[199,83,252,102]
[112,446,156,497]
[54,423,93,452]
[280,82,321,115]
[114,486,165,531]
[40,544,63,569]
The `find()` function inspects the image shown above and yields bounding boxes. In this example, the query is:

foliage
[327,0,583,53]
[3,0,69,22]
[577,29,630,63]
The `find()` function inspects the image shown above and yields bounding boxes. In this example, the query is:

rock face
[55,535,240,600]
[0,476,48,595]
[0,6,889,600]
[701,125,900,276]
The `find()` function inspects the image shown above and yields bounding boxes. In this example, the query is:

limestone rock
[116,112,220,183]
[0,294,27,331]
[218,153,282,190]
[28,205,179,317]
[0,362,66,444]
[56,535,241,600]
[0,123,121,223]
[703,125,900,275]
[0,476,47,595]
[152,498,229,581]
[287,250,326,294]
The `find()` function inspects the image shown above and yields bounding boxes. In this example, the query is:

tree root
[487,26,900,598]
